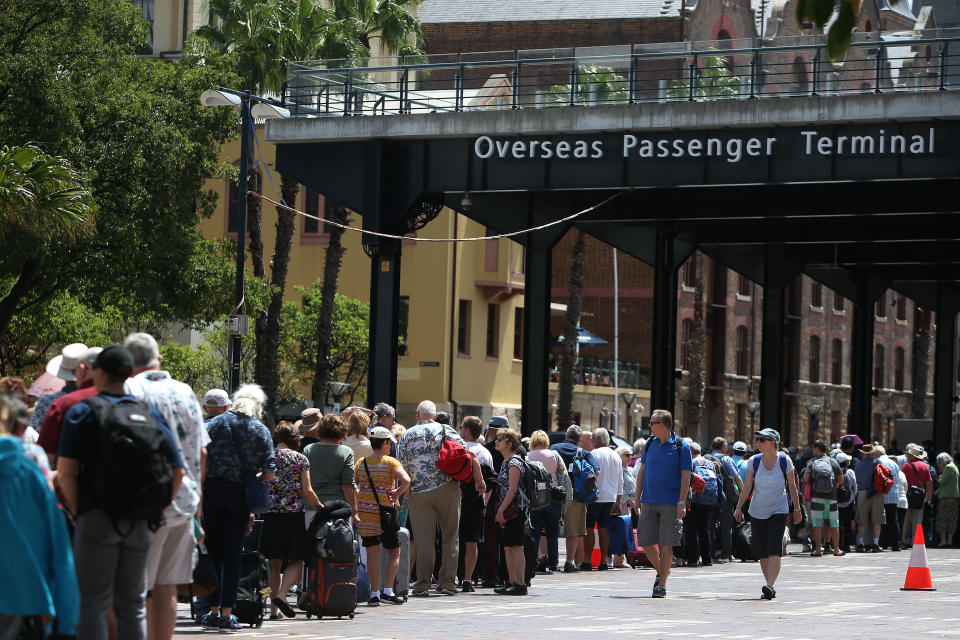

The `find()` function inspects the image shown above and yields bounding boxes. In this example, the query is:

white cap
[203,389,230,407]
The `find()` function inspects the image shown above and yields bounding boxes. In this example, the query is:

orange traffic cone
[591,524,601,568]
[900,524,936,591]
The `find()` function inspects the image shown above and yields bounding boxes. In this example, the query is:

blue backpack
[692,458,723,505]
[570,449,599,504]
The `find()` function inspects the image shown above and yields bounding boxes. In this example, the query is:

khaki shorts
[563,501,587,537]
[146,520,196,588]
[855,493,885,530]
[636,503,683,548]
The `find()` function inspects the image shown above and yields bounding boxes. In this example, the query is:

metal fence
[285,29,960,117]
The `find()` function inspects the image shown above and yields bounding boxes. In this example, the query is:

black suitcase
[301,556,357,619]
[234,550,269,627]
[732,521,754,562]
[523,533,537,586]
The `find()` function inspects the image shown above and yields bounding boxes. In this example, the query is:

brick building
[418,0,952,447]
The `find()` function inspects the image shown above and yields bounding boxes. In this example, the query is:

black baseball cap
[93,344,134,378]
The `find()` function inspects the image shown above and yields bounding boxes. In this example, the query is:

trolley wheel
[349,613,355,619]
[306,613,312,620]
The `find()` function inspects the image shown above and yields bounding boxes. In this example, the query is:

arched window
[681,318,695,369]
[865,19,873,33]
[682,255,697,287]
[874,343,885,389]
[894,346,905,391]
[833,291,845,311]
[736,325,749,375]
[792,56,808,87]
[811,281,823,308]
[896,295,906,321]
[831,338,843,384]
[809,335,821,383]
[717,29,732,41]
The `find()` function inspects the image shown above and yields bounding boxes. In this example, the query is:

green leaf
[827,1,856,61]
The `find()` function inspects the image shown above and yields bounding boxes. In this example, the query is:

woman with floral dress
[261,422,322,619]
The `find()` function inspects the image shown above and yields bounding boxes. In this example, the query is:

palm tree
[0,144,94,237]
[667,55,741,102]
[331,0,424,59]
[197,0,420,419]
[0,144,95,339]
[557,230,586,429]
[545,65,630,107]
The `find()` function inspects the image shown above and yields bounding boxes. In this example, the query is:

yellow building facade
[199,130,529,426]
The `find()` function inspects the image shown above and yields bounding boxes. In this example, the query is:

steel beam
[933,285,960,455]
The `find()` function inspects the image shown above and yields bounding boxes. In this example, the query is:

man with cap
[56,345,186,640]
[730,441,750,482]
[298,408,322,453]
[123,332,209,640]
[550,425,598,572]
[29,343,87,432]
[38,347,101,468]
[873,445,903,551]
[835,451,858,553]
[202,389,230,424]
[901,443,933,545]
[853,443,884,552]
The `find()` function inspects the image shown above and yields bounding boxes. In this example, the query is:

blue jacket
[0,436,78,634]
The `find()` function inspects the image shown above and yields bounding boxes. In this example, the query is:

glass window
[513,307,524,360]
[896,295,906,321]
[811,282,822,308]
[831,339,843,385]
[809,335,821,383]
[874,343,885,389]
[457,300,471,355]
[735,325,749,376]
[833,291,844,311]
[486,303,499,358]
[894,346,905,391]
[737,274,751,296]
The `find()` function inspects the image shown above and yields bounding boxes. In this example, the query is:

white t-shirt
[465,440,493,470]
[528,447,562,484]
[592,445,624,503]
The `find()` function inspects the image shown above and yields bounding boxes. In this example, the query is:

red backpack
[437,427,473,482]
[873,462,894,494]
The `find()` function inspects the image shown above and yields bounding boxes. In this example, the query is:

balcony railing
[285,29,960,118]
[549,357,649,390]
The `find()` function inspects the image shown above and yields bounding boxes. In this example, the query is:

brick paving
[173,545,960,639]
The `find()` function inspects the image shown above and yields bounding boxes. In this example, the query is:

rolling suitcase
[378,527,411,599]
[301,555,357,619]
[234,550,269,627]
[606,514,635,555]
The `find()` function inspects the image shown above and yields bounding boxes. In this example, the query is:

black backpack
[85,396,174,531]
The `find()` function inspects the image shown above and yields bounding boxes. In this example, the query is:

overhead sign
[473,127,937,163]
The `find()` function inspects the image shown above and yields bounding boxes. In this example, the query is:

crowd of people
[1,338,959,637]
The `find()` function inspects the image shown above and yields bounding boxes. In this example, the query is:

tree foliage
[557,230,587,429]
[545,66,629,107]
[667,56,741,102]
[0,0,241,379]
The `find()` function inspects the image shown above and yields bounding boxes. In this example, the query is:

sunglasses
[755,436,774,443]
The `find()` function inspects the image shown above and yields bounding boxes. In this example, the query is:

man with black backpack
[57,345,185,640]
[707,437,743,562]
[802,440,844,556]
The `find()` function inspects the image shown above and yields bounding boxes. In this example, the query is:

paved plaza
[174,545,960,639]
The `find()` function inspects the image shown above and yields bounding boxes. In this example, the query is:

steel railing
[283,30,960,117]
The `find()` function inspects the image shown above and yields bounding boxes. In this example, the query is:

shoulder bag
[906,462,927,510]
[363,458,401,535]
[227,415,271,514]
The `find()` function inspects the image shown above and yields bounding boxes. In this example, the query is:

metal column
[759,255,796,439]
[933,285,960,454]
[520,238,554,436]
[650,226,678,415]
[850,283,880,442]
[367,241,402,408]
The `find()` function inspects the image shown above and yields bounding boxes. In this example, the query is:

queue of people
[4,339,960,639]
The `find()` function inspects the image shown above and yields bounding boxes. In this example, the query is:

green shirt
[937,461,959,499]
[304,442,355,505]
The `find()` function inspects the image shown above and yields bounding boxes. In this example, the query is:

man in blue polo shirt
[634,409,692,598]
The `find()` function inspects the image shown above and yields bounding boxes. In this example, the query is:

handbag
[907,462,927,509]
[227,415,271,514]
[363,458,401,535]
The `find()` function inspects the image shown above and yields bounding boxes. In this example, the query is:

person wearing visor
[734,428,801,601]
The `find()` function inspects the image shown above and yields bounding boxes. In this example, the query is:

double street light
[199,88,290,392]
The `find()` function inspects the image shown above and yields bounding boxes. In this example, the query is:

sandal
[272,597,296,619]
[833,550,846,556]
[810,550,822,557]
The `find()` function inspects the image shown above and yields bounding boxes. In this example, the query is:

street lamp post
[621,391,637,439]
[199,88,290,393]
[326,381,351,413]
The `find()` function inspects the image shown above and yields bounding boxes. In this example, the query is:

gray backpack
[809,457,836,494]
